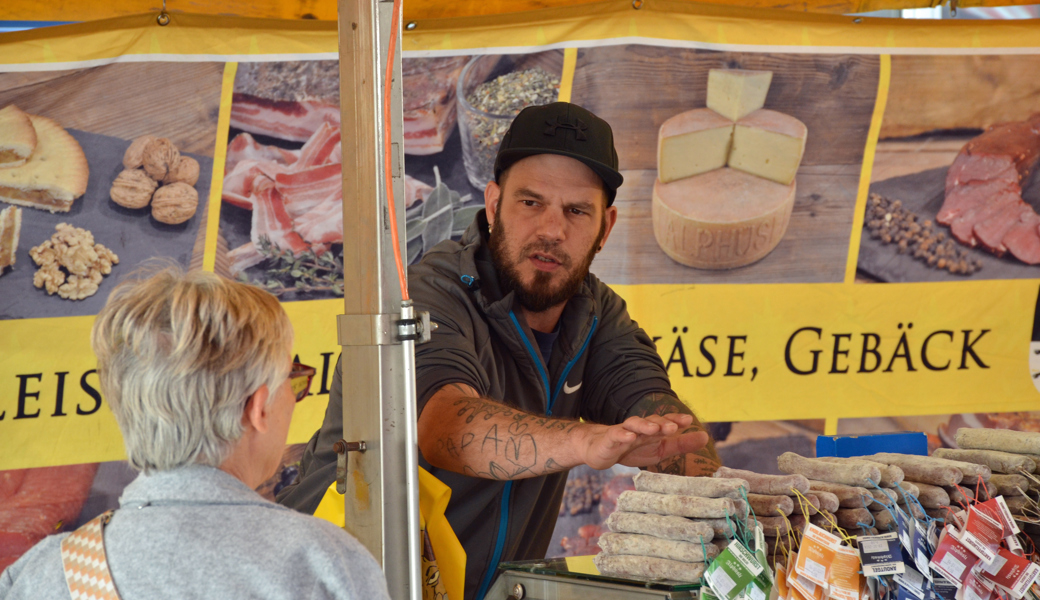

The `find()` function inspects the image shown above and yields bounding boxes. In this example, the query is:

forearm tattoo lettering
[434,384,579,480]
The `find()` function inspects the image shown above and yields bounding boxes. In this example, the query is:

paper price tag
[898,510,913,553]
[931,575,960,600]
[706,541,763,600]
[1007,534,1024,557]
[897,584,919,600]
[964,571,995,600]
[858,532,906,577]
[797,524,840,587]
[828,544,863,600]
[928,522,940,554]
[986,497,1020,536]
[929,527,979,584]
[777,563,790,600]
[914,520,933,580]
[789,552,824,600]
[976,548,1040,599]
[895,565,927,600]
[961,508,1003,564]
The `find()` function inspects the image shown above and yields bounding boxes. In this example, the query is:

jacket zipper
[474,312,598,599]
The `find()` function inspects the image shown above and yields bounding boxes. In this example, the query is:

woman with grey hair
[0,267,390,600]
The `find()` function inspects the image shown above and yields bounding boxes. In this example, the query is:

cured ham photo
[219,61,346,299]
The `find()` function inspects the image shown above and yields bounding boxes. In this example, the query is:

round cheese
[652,167,795,269]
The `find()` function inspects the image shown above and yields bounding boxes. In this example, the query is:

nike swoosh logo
[562,381,582,395]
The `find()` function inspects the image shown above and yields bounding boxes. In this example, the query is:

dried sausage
[747,493,795,517]
[594,553,706,583]
[598,532,719,562]
[616,491,736,519]
[634,471,749,499]
[932,448,1036,475]
[817,457,904,486]
[858,453,963,487]
[955,428,1040,456]
[715,467,810,496]
[605,512,716,543]
[779,453,882,488]
[808,481,873,508]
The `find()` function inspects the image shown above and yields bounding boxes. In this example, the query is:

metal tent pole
[335,1,421,599]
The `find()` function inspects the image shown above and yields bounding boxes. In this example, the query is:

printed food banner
[0,3,1039,567]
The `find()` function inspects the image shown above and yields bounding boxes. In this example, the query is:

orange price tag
[796,523,839,588]
[828,544,863,600]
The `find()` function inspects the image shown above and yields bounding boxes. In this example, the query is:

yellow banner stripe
[844,54,890,284]
[403,0,1040,53]
[203,62,237,273]
[557,46,578,103]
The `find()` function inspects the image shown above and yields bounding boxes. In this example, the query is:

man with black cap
[279,102,721,599]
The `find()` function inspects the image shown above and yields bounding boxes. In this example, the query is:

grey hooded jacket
[278,210,673,600]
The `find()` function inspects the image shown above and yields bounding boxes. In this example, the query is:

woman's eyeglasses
[289,363,317,403]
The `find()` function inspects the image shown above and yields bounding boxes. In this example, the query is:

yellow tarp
[0,0,1036,23]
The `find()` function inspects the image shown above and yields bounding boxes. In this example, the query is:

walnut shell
[123,135,157,170]
[163,155,200,186]
[151,182,198,225]
[110,168,158,209]
[142,138,180,181]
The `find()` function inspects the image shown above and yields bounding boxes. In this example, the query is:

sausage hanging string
[895,480,935,526]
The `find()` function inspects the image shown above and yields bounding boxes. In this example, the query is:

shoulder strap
[60,510,122,600]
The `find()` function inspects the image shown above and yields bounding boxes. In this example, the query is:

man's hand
[578,414,710,470]
[625,392,722,476]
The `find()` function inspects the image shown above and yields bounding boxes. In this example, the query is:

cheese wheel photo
[652,167,795,269]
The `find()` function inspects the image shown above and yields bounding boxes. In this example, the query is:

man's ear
[484,180,502,227]
[243,384,271,434]
[598,205,619,251]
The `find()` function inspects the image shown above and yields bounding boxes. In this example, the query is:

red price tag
[977,548,1040,599]
[964,570,996,600]
[961,507,1003,564]
[929,528,979,584]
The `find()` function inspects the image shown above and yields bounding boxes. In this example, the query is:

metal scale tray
[487,558,702,599]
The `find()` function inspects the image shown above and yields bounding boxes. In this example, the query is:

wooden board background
[572,45,880,170]
[882,55,1040,140]
[571,45,879,284]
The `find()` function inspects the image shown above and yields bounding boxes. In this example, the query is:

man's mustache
[518,243,571,268]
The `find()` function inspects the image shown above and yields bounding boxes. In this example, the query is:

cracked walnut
[30,223,119,300]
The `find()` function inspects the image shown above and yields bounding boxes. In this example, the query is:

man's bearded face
[488,188,607,313]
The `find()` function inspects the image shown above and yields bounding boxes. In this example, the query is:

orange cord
[383,0,409,301]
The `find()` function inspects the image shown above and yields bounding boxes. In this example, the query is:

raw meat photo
[857,55,1040,283]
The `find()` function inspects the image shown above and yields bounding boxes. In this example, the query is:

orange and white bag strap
[60,510,122,600]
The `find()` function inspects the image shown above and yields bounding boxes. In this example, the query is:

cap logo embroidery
[544,116,588,141]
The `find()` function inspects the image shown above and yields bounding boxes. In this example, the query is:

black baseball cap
[493,102,624,206]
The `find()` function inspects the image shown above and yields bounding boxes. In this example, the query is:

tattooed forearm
[626,392,722,476]
[421,384,582,480]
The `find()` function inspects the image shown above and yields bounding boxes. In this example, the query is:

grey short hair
[91,265,293,473]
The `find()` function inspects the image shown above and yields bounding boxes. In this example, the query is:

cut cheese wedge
[0,114,88,213]
[652,167,795,269]
[728,109,807,185]
[657,108,734,184]
[706,69,773,121]
[0,105,37,168]
[0,204,22,274]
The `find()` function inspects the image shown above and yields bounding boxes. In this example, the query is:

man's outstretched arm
[625,392,722,476]
[418,383,709,481]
